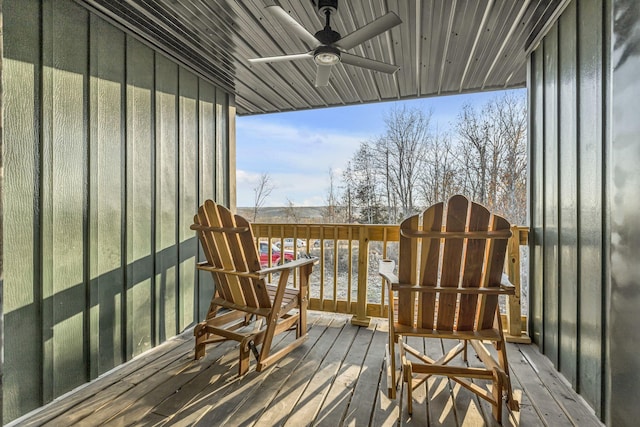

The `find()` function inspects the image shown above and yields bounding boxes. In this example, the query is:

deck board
[11,312,601,427]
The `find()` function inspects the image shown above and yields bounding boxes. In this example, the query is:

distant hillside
[237,206,326,223]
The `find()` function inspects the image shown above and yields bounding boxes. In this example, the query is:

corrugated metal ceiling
[78,0,562,115]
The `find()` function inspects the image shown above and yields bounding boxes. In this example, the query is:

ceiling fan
[248,0,402,87]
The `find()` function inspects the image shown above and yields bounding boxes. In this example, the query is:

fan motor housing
[314,28,340,45]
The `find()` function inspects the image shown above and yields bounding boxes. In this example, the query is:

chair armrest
[257,256,318,277]
[196,257,318,279]
[378,259,399,285]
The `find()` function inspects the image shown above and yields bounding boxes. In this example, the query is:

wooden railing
[251,222,530,343]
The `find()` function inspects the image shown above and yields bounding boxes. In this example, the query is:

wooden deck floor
[13,312,602,427]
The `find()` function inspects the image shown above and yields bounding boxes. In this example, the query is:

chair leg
[492,368,504,424]
[387,286,398,399]
[386,342,396,399]
[239,338,252,376]
[495,313,519,412]
[194,323,208,360]
[256,315,279,373]
[297,297,307,339]
[405,359,413,415]
[298,264,310,339]
[497,341,519,411]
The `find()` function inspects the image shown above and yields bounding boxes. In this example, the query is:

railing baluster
[332,229,338,312]
[381,227,388,318]
[319,225,325,307]
[352,227,371,326]
[505,225,529,343]
[347,227,353,310]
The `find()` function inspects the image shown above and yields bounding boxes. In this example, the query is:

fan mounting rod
[315,0,338,16]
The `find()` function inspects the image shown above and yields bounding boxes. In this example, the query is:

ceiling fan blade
[248,52,312,64]
[340,52,400,74]
[335,12,402,51]
[266,5,321,49]
[315,64,333,87]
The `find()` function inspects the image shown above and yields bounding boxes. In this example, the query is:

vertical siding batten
[607,0,640,422]
[557,1,578,386]
[542,23,560,367]
[228,94,237,211]
[577,0,605,415]
[216,89,227,206]
[150,48,158,348]
[600,0,610,420]
[197,80,216,320]
[2,0,43,419]
[88,12,126,378]
[126,35,154,359]
[178,67,198,332]
[154,53,178,343]
[120,23,129,370]
[49,0,90,398]
[40,0,54,406]
[530,46,545,348]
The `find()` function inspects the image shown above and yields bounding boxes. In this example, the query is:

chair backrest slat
[457,201,490,331]
[396,195,511,333]
[196,201,235,301]
[436,195,468,330]
[418,202,443,329]
[398,215,419,327]
[478,215,510,329]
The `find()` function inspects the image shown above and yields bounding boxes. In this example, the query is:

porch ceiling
[78,0,563,116]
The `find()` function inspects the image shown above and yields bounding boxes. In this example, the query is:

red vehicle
[259,242,295,267]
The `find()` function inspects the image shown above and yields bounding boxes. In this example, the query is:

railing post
[505,225,530,343]
[351,226,371,326]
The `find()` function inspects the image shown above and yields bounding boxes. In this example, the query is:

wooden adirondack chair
[191,200,316,376]
[379,195,520,423]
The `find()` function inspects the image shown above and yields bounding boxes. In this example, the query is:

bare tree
[322,168,342,223]
[419,130,460,206]
[252,172,274,221]
[375,105,431,220]
[454,93,527,223]
[492,92,527,223]
[340,162,355,223]
[336,92,526,225]
[456,103,491,204]
[284,198,300,223]
[348,141,387,223]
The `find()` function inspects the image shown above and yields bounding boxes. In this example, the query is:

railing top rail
[252,222,528,245]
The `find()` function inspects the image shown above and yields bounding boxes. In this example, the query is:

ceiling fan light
[315,52,339,65]
[314,45,341,65]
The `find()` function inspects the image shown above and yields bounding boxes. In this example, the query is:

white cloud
[236,118,373,207]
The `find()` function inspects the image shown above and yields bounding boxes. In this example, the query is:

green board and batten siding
[528,0,607,420]
[2,0,233,422]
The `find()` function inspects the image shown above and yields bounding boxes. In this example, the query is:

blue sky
[236,89,525,207]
